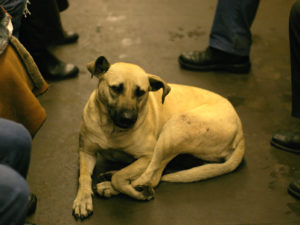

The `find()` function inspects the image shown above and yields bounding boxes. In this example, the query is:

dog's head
[87,56,171,129]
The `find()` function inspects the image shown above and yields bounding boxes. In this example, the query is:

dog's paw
[72,190,93,220]
[134,185,155,200]
[96,181,120,198]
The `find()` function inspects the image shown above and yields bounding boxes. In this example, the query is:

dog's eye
[110,84,123,94]
[135,87,146,98]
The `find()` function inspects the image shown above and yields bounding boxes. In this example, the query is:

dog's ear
[148,74,171,104]
[87,56,110,78]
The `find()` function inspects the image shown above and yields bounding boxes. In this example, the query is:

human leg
[178,0,259,73]
[19,0,77,46]
[0,0,26,37]
[19,0,79,80]
[0,119,38,220]
[290,0,300,118]
[0,164,29,225]
[0,118,32,178]
[210,0,260,56]
[271,0,300,153]
[271,0,300,199]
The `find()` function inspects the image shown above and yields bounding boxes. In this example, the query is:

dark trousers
[19,0,69,52]
[209,0,260,56]
[0,118,32,225]
[0,0,26,37]
[290,0,300,118]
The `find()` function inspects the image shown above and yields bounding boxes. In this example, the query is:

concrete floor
[27,0,300,224]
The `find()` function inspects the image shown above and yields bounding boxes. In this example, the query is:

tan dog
[72,56,245,219]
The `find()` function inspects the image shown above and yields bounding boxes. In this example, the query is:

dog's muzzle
[111,109,138,129]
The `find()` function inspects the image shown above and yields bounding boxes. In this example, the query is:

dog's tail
[161,136,245,183]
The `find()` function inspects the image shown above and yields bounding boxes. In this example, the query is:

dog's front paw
[96,181,120,198]
[134,185,155,200]
[72,190,93,220]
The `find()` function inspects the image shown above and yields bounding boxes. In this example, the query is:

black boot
[32,49,79,80]
[178,47,251,73]
[271,130,300,153]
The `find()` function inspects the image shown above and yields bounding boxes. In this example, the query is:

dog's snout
[114,109,138,129]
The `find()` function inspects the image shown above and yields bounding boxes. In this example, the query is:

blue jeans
[0,118,32,225]
[209,0,260,56]
[0,0,26,37]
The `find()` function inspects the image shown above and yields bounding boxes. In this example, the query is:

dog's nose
[116,109,137,128]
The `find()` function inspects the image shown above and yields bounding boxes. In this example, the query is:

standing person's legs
[19,0,64,50]
[178,0,259,73]
[290,0,300,118]
[19,0,79,80]
[0,164,29,225]
[210,0,260,56]
[271,0,300,153]
[270,0,300,199]
[19,0,77,47]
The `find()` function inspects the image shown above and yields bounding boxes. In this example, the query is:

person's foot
[27,193,37,216]
[24,222,36,225]
[32,49,79,80]
[178,47,251,73]
[271,130,300,154]
[54,30,79,45]
[288,180,300,199]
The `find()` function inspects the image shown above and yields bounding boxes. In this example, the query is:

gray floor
[27,0,300,224]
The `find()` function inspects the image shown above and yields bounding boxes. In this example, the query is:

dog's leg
[110,156,155,200]
[72,151,96,220]
[97,181,120,198]
[132,111,222,189]
[134,109,244,186]
[132,134,178,190]
[96,170,120,198]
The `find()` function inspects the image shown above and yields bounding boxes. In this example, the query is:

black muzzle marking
[111,109,138,129]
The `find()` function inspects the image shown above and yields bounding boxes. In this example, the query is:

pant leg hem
[210,38,250,56]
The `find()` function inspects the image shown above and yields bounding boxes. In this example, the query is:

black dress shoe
[178,47,251,73]
[27,193,37,216]
[271,130,300,153]
[288,180,300,199]
[54,31,79,45]
[24,222,36,225]
[33,49,79,80]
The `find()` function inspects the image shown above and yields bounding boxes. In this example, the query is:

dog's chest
[98,130,156,159]
[99,148,135,164]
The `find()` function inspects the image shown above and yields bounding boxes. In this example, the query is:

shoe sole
[178,58,251,74]
[288,185,300,199]
[270,140,300,154]
[43,68,79,81]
